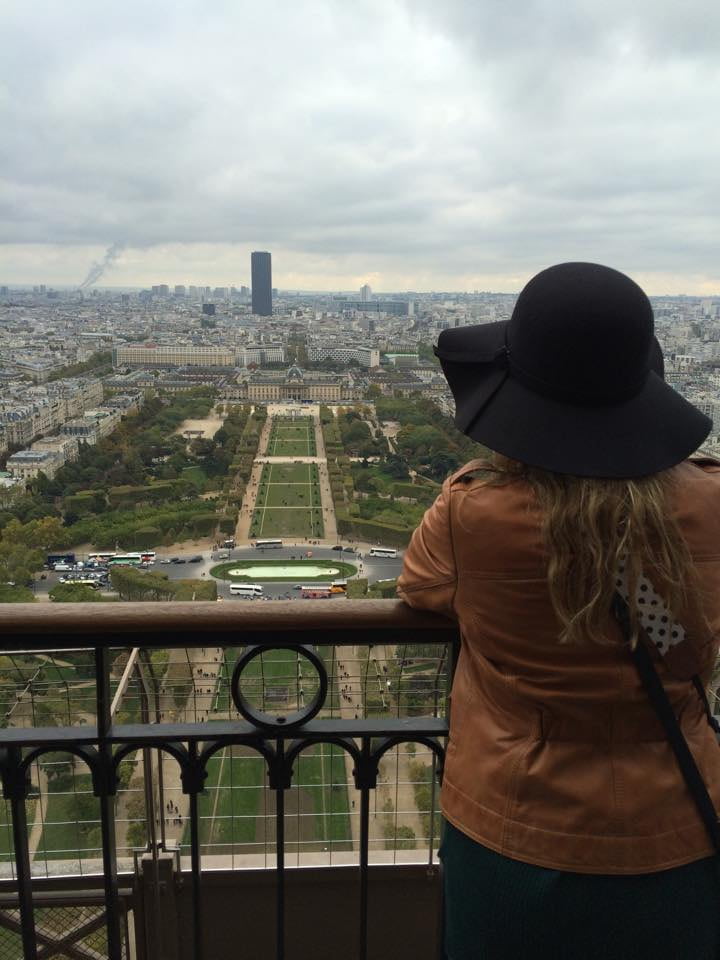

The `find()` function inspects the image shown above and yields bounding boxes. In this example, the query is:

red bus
[300,586,332,599]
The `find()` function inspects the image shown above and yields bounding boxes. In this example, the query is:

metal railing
[0,600,459,960]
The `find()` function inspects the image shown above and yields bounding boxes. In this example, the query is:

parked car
[169,557,181,563]
[189,555,202,563]
[293,584,303,590]
[175,558,187,564]
[160,558,172,564]
[331,545,343,551]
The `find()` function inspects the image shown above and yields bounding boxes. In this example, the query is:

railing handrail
[0,600,457,960]
[0,598,458,645]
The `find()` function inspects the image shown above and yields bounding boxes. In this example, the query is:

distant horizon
[2,282,718,299]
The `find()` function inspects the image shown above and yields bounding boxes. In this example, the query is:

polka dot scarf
[614,561,684,656]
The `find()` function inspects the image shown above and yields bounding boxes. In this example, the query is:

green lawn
[182,746,266,853]
[181,465,210,491]
[36,772,102,862]
[250,506,324,539]
[213,645,346,716]
[269,420,313,432]
[252,461,324,538]
[258,484,321,508]
[251,461,324,536]
[183,644,351,853]
[0,796,38,862]
[181,742,351,854]
[266,418,316,457]
[267,438,317,456]
[266,463,317,484]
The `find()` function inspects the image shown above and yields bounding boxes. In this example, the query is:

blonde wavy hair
[485,454,701,647]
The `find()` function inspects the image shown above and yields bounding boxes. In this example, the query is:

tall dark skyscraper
[251,251,272,316]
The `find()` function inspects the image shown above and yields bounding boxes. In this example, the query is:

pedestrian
[397,262,720,960]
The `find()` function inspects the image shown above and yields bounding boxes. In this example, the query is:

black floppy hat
[434,262,711,478]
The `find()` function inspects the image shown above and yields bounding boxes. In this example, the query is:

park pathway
[111,646,225,854]
[336,644,426,854]
[27,768,48,860]
[314,414,337,543]
[154,645,225,849]
[235,409,337,545]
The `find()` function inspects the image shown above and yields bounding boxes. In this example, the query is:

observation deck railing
[0,600,459,960]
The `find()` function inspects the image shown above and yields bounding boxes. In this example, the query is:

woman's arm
[396,477,457,618]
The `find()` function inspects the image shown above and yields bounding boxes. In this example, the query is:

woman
[397,263,720,959]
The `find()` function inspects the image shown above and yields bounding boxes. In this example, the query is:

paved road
[35,545,404,601]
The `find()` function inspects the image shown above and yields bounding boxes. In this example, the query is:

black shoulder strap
[612,592,720,852]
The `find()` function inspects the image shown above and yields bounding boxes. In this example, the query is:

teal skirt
[438,818,720,960]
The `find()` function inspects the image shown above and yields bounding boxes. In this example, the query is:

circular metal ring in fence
[230,644,328,731]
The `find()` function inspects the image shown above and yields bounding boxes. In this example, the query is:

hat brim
[437,322,711,478]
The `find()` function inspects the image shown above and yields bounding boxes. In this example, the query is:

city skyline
[3,276,720,298]
[1,2,719,294]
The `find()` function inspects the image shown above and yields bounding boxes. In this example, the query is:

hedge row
[346,578,368,599]
[109,566,217,601]
[336,512,412,548]
[63,500,231,550]
[368,579,398,598]
[391,482,437,503]
[107,480,183,508]
[62,491,106,516]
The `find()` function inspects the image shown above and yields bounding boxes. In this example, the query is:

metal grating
[0,903,128,960]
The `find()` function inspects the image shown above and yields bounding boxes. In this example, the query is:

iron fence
[0,601,458,960]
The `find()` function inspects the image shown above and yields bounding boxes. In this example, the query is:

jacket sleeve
[396,477,457,617]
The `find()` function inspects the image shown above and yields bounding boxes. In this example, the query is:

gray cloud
[0,0,719,290]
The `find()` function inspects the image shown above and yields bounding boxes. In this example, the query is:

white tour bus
[93,551,155,566]
[230,583,264,598]
[86,551,117,564]
[106,553,143,566]
[368,547,398,559]
[254,539,283,549]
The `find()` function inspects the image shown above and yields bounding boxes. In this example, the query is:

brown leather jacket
[397,457,720,874]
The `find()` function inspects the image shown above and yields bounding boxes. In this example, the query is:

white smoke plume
[79,242,124,288]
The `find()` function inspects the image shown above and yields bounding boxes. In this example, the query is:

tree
[189,438,215,458]
[384,823,416,850]
[0,538,43,586]
[27,516,66,550]
[0,584,35,603]
[49,583,103,603]
[384,454,409,480]
[110,566,175,601]
[126,794,147,848]
[428,451,461,481]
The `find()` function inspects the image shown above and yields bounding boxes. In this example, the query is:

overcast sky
[1,1,719,293]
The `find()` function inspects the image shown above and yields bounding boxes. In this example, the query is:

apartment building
[113,344,235,368]
[238,345,285,366]
[306,343,380,368]
[6,448,62,481]
[0,377,104,445]
[31,435,79,463]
